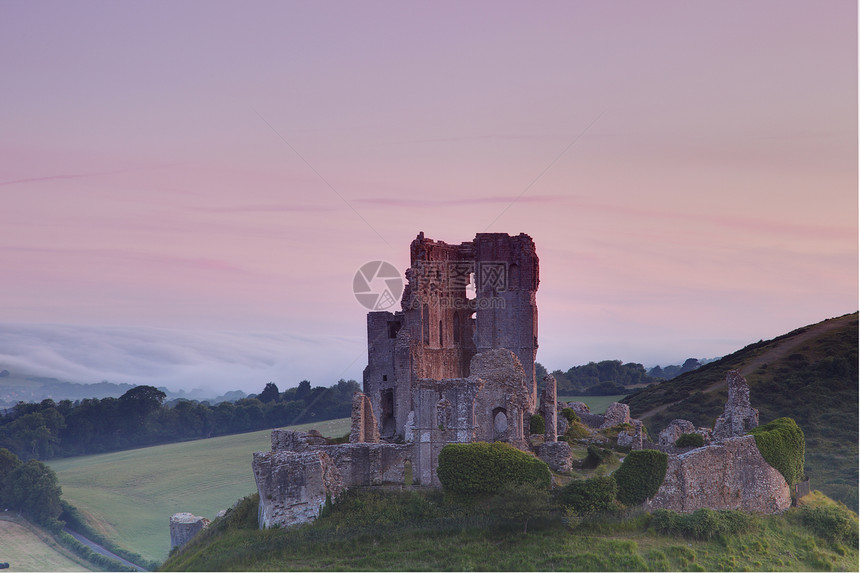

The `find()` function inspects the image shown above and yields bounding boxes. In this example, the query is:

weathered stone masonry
[253,232,551,528]
[250,235,792,530]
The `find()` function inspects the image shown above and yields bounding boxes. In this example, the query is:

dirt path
[637,314,855,421]
[64,528,147,572]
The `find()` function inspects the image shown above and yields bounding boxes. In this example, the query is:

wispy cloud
[355,194,565,208]
[0,163,182,188]
[194,204,339,214]
[0,323,363,396]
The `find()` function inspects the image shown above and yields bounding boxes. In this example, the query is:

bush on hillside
[529,414,545,435]
[748,417,805,486]
[557,476,618,515]
[583,444,612,468]
[798,503,859,547]
[675,433,704,448]
[437,442,551,495]
[560,408,580,424]
[652,508,755,540]
[614,450,668,506]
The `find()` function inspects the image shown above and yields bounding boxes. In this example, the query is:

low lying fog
[0,322,365,397]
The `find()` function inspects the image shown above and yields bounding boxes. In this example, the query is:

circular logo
[353,261,404,310]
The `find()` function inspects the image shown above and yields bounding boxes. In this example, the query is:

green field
[49,418,350,564]
[0,513,94,572]
[558,394,628,414]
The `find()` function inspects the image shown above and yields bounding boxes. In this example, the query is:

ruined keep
[363,231,540,440]
[253,232,554,528]
[251,236,792,530]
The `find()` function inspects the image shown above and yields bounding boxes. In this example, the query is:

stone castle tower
[362,232,539,439]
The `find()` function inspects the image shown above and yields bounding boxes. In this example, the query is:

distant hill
[623,312,859,507]
[0,370,244,409]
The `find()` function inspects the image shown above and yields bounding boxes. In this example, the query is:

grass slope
[622,312,859,507]
[557,394,627,414]
[49,418,350,564]
[161,488,858,572]
[0,513,95,572]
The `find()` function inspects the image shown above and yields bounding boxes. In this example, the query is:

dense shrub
[561,421,590,442]
[584,444,612,468]
[560,408,580,424]
[558,476,617,515]
[529,414,545,435]
[748,417,805,486]
[652,508,754,540]
[675,433,704,448]
[798,503,859,547]
[437,442,551,495]
[614,449,668,506]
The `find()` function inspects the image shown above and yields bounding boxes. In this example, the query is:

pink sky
[0,1,856,393]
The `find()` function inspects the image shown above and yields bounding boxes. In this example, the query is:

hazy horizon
[1,1,856,396]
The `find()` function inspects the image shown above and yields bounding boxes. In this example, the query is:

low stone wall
[169,513,210,550]
[253,449,345,529]
[644,435,791,514]
[253,433,414,529]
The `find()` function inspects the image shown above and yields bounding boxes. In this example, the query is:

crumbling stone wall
[169,513,210,550]
[540,374,558,442]
[253,431,413,528]
[350,392,380,443]
[713,370,759,440]
[363,232,539,439]
[645,435,790,514]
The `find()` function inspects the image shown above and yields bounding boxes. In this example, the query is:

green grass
[161,488,859,572]
[49,418,350,564]
[623,312,858,507]
[558,394,628,414]
[0,513,96,571]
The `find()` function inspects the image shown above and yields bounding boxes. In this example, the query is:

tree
[258,382,280,404]
[680,358,701,374]
[0,448,22,506]
[3,460,63,524]
[295,380,312,401]
[119,385,166,421]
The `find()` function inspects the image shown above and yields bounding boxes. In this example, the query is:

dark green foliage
[583,444,612,468]
[798,503,859,547]
[558,476,617,515]
[652,508,755,540]
[482,481,554,533]
[749,417,805,486]
[614,449,668,506]
[59,500,156,570]
[317,489,446,528]
[560,420,590,442]
[437,442,551,495]
[675,433,704,448]
[160,486,858,572]
[559,407,580,424]
[623,313,858,507]
[0,379,360,461]
[551,360,656,395]
[257,382,280,403]
[529,413,545,435]
[1,459,62,524]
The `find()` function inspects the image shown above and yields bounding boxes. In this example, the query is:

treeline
[0,379,359,461]
[538,358,709,396]
[0,447,148,571]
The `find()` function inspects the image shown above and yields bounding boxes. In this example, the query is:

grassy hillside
[622,312,858,507]
[161,488,858,572]
[0,513,95,571]
[49,418,350,564]
[558,394,627,414]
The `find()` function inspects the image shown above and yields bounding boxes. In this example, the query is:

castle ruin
[250,233,791,530]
